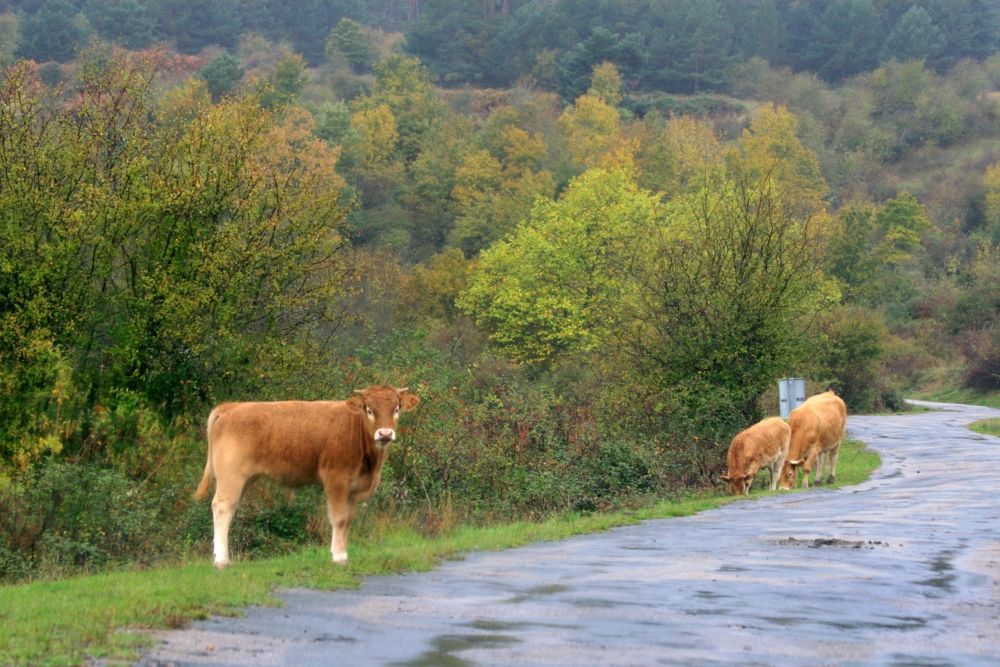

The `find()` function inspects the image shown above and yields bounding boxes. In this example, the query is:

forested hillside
[2,0,999,582]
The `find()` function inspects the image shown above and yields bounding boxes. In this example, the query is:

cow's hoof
[332,551,348,564]
[214,559,229,570]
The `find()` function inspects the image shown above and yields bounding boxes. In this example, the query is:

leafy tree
[875,191,931,265]
[263,52,308,108]
[883,6,945,64]
[353,55,448,163]
[733,104,827,219]
[555,27,645,101]
[558,88,623,170]
[313,100,354,146]
[200,51,244,101]
[625,171,836,419]
[83,0,154,50]
[0,13,20,65]
[17,0,88,63]
[154,0,241,53]
[789,0,883,82]
[326,17,374,73]
[458,168,657,364]
[0,52,353,470]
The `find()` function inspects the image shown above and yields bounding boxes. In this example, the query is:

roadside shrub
[962,326,1000,391]
[0,463,159,580]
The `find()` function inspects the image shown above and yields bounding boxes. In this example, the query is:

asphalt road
[138,400,1000,666]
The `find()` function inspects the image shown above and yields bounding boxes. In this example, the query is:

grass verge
[0,438,878,666]
[912,387,1000,409]
[969,417,1000,437]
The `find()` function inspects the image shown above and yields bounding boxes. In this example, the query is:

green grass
[969,417,1000,437]
[0,438,879,667]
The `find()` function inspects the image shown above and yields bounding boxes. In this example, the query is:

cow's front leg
[323,480,354,564]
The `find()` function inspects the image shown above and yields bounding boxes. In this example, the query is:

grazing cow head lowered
[720,416,791,496]
[195,385,420,569]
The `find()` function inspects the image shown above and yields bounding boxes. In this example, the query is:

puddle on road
[391,633,520,667]
[772,537,890,549]
[505,583,570,604]
[918,551,957,594]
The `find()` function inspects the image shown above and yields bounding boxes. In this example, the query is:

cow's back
[210,400,362,487]
[788,392,847,458]
[730,417,791,470]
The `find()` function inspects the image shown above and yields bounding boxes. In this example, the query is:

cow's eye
[394,406,400,416]
[365,407,374,419]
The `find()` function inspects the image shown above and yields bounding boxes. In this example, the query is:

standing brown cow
[720,416,791,495]
[195,386,420,569]
[778,390,847,490]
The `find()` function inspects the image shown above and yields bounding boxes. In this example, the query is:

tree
[155,0,241,53]
[458,168,657,363]
[326,17,374,73]
[625,172,835,419]
[200,51,244,101]
[263,52,308,108]
[0,52,353,470]
[733,104,828,219]
[349,54,449,165]
[558,88,623,170]
[83,0,155,50]
[883,6,945,64]
[0,13,20,66]
[17,0,88,63]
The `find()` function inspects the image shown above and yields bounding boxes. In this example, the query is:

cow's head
[347,386,420,445]
[719,471,753,496]
[778,458,804,490]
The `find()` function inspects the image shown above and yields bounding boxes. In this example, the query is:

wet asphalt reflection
[139,401,1000,666]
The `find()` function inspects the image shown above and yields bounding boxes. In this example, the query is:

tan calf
[778,390,847,490]
[720,416,791,495]
[195,386,420,568]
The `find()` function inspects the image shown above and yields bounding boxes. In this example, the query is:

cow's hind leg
[825,443,842,485]
[323,480,355,564]
[813,451,827,486]
[769,453,786,491]
[211,475,247,569]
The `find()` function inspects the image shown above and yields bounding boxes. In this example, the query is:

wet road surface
[139,401,1000,666]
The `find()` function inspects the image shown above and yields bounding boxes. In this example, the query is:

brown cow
[720,416,791,495]
[195,386,420,569]
[778,390,847,490]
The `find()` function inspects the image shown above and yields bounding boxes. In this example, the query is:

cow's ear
[400,392,420,411]
[346,394,365,412]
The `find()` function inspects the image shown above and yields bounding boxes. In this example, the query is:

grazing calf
[778,390,847,490]
[195,386,420,568]
[720,416,791,495]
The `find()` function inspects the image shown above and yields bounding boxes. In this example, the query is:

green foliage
[625,173,835,418]
[458,168,657,363]
[326,17,374,73]
[16,0,89,63]
[806,306,888,411]
[200,51,244,101]
[0,13,21,66]
[0,53,352,473]
[262,52,308,107]
[83,0,155,50]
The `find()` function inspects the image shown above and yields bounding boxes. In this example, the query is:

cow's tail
[194,407,220,500]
